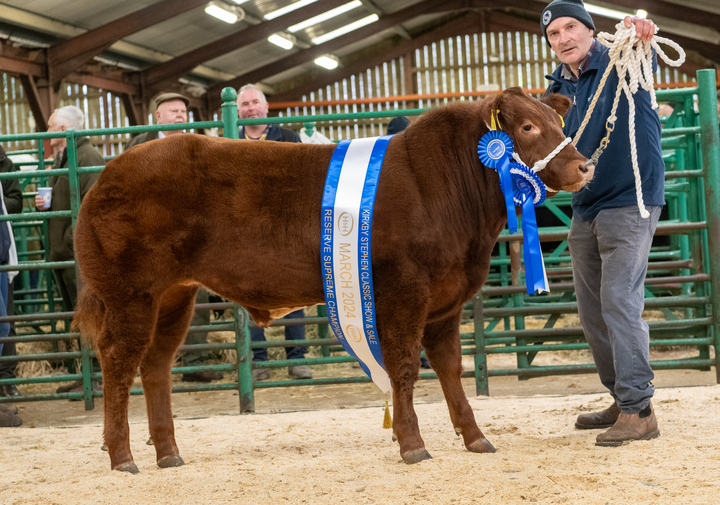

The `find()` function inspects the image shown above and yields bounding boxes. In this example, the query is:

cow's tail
[71,286,106,348]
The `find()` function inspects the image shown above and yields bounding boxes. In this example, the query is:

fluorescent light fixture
[311,14,378,44]
[636,9,648,19]
[264,0,317,20]
[585,3,632,21]
[205,1,244,24]
[268,33,294,50]
[314,55,339,69]
[288,0,362,33]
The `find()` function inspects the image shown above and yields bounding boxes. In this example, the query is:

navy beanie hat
[541,0,595,46]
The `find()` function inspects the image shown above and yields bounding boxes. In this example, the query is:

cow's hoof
[467,438,496,453]
[401,448,433,464]
[114,461,140,474]
[158,454,185,468]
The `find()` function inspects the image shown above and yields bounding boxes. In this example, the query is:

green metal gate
[0,70,718,413]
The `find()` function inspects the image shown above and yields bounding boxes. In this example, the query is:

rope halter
[512,136,573,174]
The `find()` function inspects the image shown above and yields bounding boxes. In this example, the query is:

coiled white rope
[572,21,686,218]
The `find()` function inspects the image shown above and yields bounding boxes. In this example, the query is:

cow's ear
[540,93,572,117]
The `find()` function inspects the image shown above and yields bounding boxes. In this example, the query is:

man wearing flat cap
[541,0,663,447]
[124,92,222,383]
[125,92,190,149]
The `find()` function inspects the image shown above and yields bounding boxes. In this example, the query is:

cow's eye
[523,124,533,132]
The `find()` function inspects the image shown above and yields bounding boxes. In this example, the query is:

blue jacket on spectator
[545,39,665,221]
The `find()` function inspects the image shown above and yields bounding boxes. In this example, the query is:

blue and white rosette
[507,163,549,295]
[478,131,549,295]
[477,131,518,234]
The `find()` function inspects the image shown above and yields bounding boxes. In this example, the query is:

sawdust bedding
[2,384,719,505]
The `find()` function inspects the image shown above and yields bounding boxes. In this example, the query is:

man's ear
[540,93,572,117]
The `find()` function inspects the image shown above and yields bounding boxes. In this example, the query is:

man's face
[47,112,67,151]
[546,16,594,70]
[155,99,187,134]
[238,88,269,120]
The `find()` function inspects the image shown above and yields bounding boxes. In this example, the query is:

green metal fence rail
[0,70,718,413]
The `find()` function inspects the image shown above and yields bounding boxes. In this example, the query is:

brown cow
[72,87,593,473]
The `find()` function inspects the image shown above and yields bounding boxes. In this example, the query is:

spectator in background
[0,146,20,426]
[125,92,222,383]
[0,146,22,398]
[237,83,312,381]
[36,106,104,395]
[386,116,409,135]
[125,92,190,149]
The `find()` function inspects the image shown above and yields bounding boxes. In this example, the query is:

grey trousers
[568,205,661,414]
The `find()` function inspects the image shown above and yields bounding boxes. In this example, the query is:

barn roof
[0,0,717,125]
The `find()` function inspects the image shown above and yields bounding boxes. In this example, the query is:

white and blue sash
[321,136,393,394]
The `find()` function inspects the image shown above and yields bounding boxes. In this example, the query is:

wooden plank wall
[280,31,692,141]
[0,31,695,147]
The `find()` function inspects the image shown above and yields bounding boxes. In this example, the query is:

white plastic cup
[38,187,52,210]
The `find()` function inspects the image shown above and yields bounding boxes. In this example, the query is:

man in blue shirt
[236,84,312,381]
[541,0,662,446]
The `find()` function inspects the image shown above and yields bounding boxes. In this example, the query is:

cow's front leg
[375,281,432,464]
[389,356,431,464]
[422,309,496,454]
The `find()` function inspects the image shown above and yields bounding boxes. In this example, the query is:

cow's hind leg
[97,296,158,473]
[422,309,496,454]
[140,284,200,469]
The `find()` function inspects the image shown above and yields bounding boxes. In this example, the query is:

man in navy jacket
[541,0,662,446]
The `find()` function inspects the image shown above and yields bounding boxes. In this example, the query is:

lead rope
[572,22,685,218]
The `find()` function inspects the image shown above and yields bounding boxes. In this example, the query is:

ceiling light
[585,3,633,21]
[230,0,249,4]
[268,33,295,50]
[310,14,378,44]
[205,1,244,24]
[314,55,339,70]
[636,9,648,19]
[265,0,317,20]
[288,0,362,33]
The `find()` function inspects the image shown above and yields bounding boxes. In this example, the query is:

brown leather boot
[595,402,660,447]
[575,401,621,429]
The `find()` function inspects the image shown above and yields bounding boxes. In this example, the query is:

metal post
[473,291,489,396]
[696,69,720,382]
[221,87,239,140]
[65,130,94,409]
[233,304,254,413]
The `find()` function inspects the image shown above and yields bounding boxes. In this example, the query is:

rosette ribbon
[510,163,549,295]
[477,131,518,234]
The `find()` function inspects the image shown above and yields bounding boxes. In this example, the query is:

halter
[485,109,572,192]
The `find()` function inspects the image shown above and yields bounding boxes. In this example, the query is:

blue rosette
[477,130,515,169]
[478,131,517,233]
[507,163,547,207]
[506,163,549,295]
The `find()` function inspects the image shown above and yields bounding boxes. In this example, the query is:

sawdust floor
[2,354,719,505]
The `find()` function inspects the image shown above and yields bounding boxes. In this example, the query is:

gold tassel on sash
[383,394,393,429]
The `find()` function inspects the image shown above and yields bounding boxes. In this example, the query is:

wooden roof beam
[589,0,720,32]
[270,13,484,102]
[141,0,352,92]
[47,0,209,83]
[206,0,462,110]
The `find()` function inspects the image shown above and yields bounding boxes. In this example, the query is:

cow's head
[487,87,594,193]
